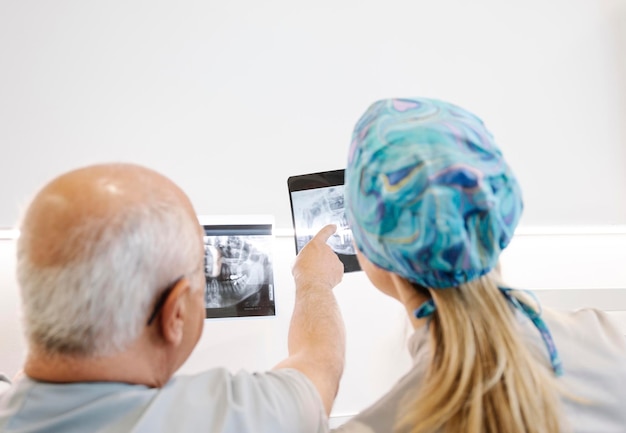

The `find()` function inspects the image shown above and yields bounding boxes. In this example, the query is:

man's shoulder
[1,369,327,433]
[170,367,317,395]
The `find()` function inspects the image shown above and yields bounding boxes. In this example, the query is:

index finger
[310,224,337,244]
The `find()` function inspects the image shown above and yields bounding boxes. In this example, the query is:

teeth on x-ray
[298,187,356,255]
[203,235,271,310]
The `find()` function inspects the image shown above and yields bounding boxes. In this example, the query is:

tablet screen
[287,169,360,273]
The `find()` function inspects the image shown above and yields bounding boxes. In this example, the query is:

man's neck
[24,339,172,388]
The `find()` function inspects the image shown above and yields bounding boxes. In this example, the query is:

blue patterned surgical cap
[345,97,523,288]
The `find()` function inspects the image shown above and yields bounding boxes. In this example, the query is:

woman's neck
[390,274,432,329]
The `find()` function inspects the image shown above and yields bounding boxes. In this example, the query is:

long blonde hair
[396,275,564,433]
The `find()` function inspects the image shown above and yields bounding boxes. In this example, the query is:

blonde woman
[333,97,626,433]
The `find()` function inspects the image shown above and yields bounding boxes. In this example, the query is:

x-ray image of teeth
[202,232,275,319]
[291,185,356,255]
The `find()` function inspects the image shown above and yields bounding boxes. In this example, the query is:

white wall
[0,0,625,230]
[2,230,626,423]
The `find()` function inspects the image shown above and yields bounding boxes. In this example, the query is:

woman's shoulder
[541,306,626,367]
[545,306,624,343]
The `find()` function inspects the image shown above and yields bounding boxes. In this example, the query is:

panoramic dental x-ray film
[199,216,276,319]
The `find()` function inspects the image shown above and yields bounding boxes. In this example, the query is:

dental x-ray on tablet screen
[287,169,360,273]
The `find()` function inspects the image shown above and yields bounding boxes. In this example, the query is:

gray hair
[16,192,204,357]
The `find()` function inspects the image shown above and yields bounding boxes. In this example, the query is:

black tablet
[287,169,361,273]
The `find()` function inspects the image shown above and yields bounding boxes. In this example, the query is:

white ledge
[514,225,626,236]
[3,225,626,241]
[0,229,20,240]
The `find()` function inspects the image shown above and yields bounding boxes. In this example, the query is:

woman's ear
[159,278,192,346]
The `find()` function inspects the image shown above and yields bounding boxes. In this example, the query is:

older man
[0,163,346,433]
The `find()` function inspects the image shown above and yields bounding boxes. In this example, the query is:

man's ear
[159,277,192,346]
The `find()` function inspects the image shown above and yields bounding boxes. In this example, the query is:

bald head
[17,163,205,356]
[21,163,197,267]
